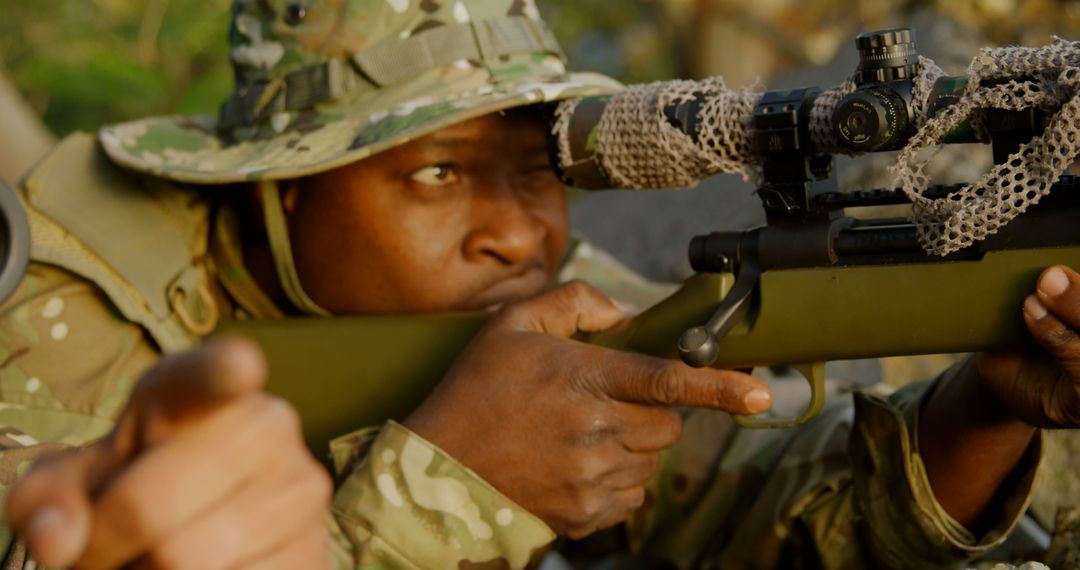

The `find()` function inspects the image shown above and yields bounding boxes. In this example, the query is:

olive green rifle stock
[220,240,1080,454]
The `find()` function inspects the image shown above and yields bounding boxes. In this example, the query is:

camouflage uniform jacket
[0,135,1041,569]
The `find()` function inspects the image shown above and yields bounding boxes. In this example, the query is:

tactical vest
[19,133,219,353]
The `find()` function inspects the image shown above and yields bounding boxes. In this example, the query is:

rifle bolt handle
[678,326,719,368]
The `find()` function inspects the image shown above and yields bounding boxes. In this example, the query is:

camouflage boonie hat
[99,0,622,184]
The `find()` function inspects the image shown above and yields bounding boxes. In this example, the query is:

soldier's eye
[409,164,461,187]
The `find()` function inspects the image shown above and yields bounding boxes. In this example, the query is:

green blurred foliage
[0,0,671,138]
[2,0,1078,137]
[539,0,683,83]
[0,0,233,136]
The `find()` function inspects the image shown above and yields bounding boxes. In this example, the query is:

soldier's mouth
[465,266,550,311]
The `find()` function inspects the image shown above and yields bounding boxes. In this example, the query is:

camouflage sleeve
[329,421,555,568]
[628,368,1039,569]
[847,372,1039,568]
[0,262,160,566]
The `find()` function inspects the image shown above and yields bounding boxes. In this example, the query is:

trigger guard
[733,362,827,429]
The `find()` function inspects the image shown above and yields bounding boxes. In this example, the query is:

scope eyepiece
[833,87,911,151]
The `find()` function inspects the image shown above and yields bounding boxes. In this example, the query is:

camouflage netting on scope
[556,37,1080,256]
[552,76,761,188]
[894,38,1080,256]
[550,62,941,188]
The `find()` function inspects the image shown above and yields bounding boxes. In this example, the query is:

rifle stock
[219,313,485,456]
[220,243,1080,452]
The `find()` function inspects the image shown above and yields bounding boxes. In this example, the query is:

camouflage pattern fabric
[97,0,621,184]
[329,378,1040,569]
[0,262,160,566]
[1046,506,1080,569]
[332,422,554,568]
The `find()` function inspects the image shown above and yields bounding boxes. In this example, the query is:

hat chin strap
[258,180,331,317]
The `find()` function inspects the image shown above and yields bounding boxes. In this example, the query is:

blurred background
[2,0,1079,530]
[3,0,1079,183]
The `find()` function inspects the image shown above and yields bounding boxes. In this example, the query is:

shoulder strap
[21,133,218,353]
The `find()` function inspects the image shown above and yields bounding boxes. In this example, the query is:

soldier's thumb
[132,336,268,440]
[499,281,631,338]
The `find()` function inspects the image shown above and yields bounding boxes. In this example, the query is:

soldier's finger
[595,353,772,414]
[138,455,330,570]
[6,447,104,567]
[497,280,628,338]
[77,394,303,569]
[134,336,267,426]
[611,403,683,452]
[564,487,646,540]
[70,338,269,498]
[1023,294,1080,367]
[1034,266,1080,333]
[603,452,661,490]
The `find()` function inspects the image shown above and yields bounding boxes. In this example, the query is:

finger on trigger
[137,336,267,425]
[600,353,772,414]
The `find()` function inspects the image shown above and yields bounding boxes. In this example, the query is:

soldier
[0,0,1076,568]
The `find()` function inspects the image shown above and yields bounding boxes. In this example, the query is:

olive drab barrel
[0,179,31,306]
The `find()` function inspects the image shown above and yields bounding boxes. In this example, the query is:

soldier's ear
[247,180,299,218]
[280,180,300,216]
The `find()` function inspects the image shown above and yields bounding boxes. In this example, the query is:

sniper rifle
[217,28,1080,452]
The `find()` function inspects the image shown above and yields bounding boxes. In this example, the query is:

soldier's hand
[5,337,332,569]
[403,281,772,538]
[976,265,1080,427]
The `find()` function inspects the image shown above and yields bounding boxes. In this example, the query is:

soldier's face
[284,109,569,313]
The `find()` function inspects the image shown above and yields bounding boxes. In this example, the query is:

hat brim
[99,72,621,185]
